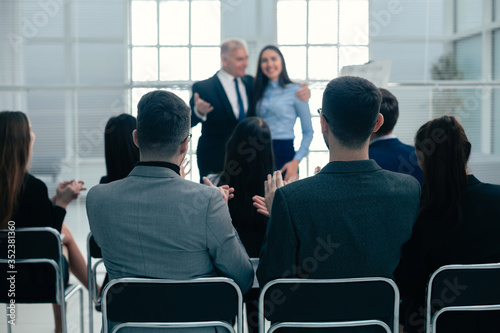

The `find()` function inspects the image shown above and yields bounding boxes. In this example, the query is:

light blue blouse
[256,80,314,162]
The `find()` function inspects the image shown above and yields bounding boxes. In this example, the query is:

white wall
[221,0,277,75]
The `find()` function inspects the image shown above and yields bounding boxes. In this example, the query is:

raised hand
[264,170,285,214]
[194,93,214,115]
[296,83,311,102]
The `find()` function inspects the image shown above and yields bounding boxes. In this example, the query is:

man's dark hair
[136,90,191,157]
[322,76,382,149]
[377,88,399,136]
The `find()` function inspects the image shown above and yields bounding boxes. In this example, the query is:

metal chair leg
[89,273,94,333]
[79,287,84,333]
[61,301,68,333]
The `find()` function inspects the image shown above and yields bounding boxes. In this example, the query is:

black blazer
[11,173,66,232]
[190,73,254,178]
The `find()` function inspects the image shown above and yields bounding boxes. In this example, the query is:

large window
[450,0,499,155]
[369,0,500,185]
[129,0,221,180]
[277,0,369,175]
[277,0,369,81]
[0,0,129,254]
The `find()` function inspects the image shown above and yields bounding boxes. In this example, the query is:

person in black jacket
[0,111,88,333]
[395,115,500,333]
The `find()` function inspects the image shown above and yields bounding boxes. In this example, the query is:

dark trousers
[273,139,295,171]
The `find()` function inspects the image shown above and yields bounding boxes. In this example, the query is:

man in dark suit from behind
[369,88,424,185]
[257,76,421,288]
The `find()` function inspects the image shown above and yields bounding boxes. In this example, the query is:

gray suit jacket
[257,160,421,286]
[87,165,254,294]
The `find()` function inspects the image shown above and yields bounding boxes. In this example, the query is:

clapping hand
[54,180,86,208]
[252,170,285,217]
[252,195,269,217]
[180,157,191,179]
[202,177,235,206]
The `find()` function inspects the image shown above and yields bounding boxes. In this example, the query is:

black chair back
[426,263,500,332]
[102,277,242,332]
[259,278,399,333]
[0,227,62,303]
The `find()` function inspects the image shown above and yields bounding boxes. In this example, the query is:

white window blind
[0,0,128,250]
[369,0,500,185]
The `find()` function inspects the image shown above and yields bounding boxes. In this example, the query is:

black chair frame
[258,277,400,333]
[102,277,243,333]
[426,262,500,333]
[0,226,84,333]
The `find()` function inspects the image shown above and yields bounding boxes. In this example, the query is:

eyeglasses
[317,108,329,123]
[181,133,192,144]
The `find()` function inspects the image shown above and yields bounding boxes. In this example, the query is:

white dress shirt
[194,69,249,121]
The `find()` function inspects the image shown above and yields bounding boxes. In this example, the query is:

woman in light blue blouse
[252,45,313,181]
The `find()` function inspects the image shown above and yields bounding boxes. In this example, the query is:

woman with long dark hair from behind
[101,113,140,184]
[206,116,274,333]
[209,116,274,257]
[0,111,89,333]
[395,115,500,333]
[252,45,313,182]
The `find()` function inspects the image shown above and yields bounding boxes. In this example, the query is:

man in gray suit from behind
[87,90,254,296]
[257,76,421,287]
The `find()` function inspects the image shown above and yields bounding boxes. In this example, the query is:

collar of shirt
[136,161,180,175]
[268,80,280,88]
[320,160,382,174]
[217,69,248,118]
[369,134,397,146]
[218,68,236,82]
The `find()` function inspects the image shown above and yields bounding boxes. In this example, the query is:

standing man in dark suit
[190,39,310,181]
[256,76,421,288]
[369,88,424,185]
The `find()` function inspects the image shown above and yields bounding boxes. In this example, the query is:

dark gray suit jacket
[257,160,421,286]
[87,165,254,294]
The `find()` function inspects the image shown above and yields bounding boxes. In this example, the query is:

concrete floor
[0,282,102,333]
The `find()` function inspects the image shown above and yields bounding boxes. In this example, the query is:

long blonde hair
[0,111,31,228]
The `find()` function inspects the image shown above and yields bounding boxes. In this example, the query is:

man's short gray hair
[221,38,248,57]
